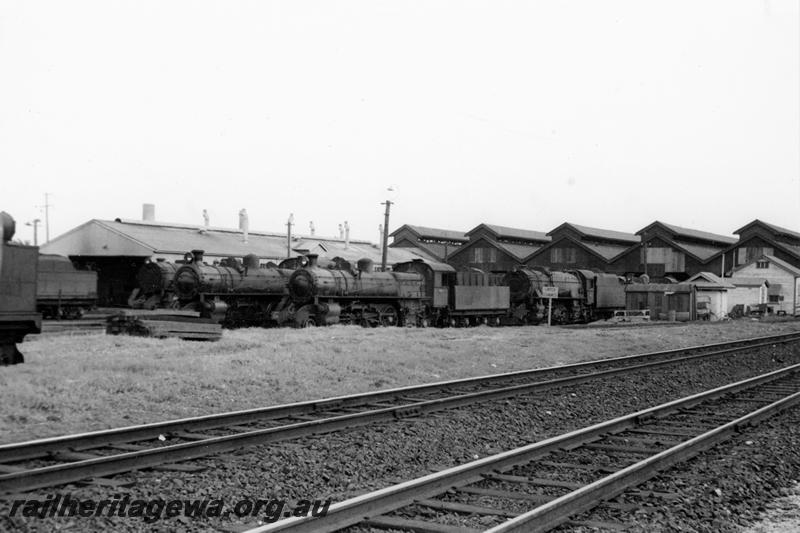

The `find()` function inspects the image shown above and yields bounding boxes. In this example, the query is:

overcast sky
[1,1,798,245]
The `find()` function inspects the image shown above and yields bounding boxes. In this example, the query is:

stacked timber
[106,309,222,341]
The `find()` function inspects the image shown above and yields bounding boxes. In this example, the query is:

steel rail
[243,361,800,533]
[488,389,800,531]
[1,332,798,494]
[3,331,797,460]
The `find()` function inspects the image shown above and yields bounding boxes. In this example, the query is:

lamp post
[286,213,294,258]
[380,200,392,271]
[26,219,41,246]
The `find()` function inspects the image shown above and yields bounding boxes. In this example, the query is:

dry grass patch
[2,320,799,442]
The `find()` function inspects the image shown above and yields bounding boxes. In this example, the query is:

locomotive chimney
[142,203,155,222]
[243,254,260,270]
[357,258,374,273]
[306,254,319,267]
[192,249,205,264]
[344,221,350,249]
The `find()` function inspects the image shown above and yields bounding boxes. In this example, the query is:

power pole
[380,200,393,271]
[38,193,52,243]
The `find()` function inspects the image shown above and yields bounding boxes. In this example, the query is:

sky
[1,0,798,245]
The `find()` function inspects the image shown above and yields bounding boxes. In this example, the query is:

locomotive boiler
[286,255,425,327]
[129,258,179,310]
[173,250,293,327]
[0,212,41,365]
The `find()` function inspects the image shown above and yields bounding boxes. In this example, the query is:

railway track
[1,332,799,496]
[247,362,800,532]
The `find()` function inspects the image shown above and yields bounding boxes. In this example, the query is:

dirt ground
[2,319,799,443]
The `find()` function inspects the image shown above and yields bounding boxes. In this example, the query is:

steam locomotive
[131,250,628,329]
[0,212,41,365]
[171,250,293,327]
[504,267,626,324]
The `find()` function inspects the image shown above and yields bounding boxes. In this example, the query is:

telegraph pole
[38,193,52,243]
[286,213,294,258]
[380,200,393,271]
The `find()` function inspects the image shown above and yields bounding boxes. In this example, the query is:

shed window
[472,248,484,262]
[756,260,769,269]
[550,247,577,264]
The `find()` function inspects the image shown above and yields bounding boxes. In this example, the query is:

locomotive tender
[0,212,41,365]
[36,254,98,319]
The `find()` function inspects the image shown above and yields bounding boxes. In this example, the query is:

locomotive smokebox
[1,212,15,242]
[357,258,374,273]
[243,254,260,270]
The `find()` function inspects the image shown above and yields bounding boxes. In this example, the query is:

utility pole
[380,200,393,271]
[26,219,41,246]
[38,193,52,243]
[286,213,294,258]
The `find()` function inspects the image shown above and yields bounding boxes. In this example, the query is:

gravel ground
[3,341,800,532]
[559,405,800,532]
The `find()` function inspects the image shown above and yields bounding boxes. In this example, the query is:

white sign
[542,286,559,299]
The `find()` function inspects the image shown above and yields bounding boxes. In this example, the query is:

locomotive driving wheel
[378,305,398,327]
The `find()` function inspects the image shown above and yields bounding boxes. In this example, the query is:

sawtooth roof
[467,223,551,243]
[734,219,800,241]
[389,224,468,243]
[638,221,737,245]
[548,223,640,244]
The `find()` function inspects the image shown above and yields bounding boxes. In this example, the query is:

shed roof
[466,223,551,243]
[41,218,435,266]
[547,222,640,244]
[732,254,800,277]
[685,272,735,289]
[734,219,800,241]
[727,277,769,288]
[637,221,737,245]
[389,224,468,243]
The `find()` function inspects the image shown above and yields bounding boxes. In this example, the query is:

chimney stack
[344,221,350,249]
[202,209,210,227]
[338,224,344,240]
[142,203,155,222]
[309,221,315,236]
[239,208,249,243]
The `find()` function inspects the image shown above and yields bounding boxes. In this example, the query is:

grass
[1,319,799,443]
